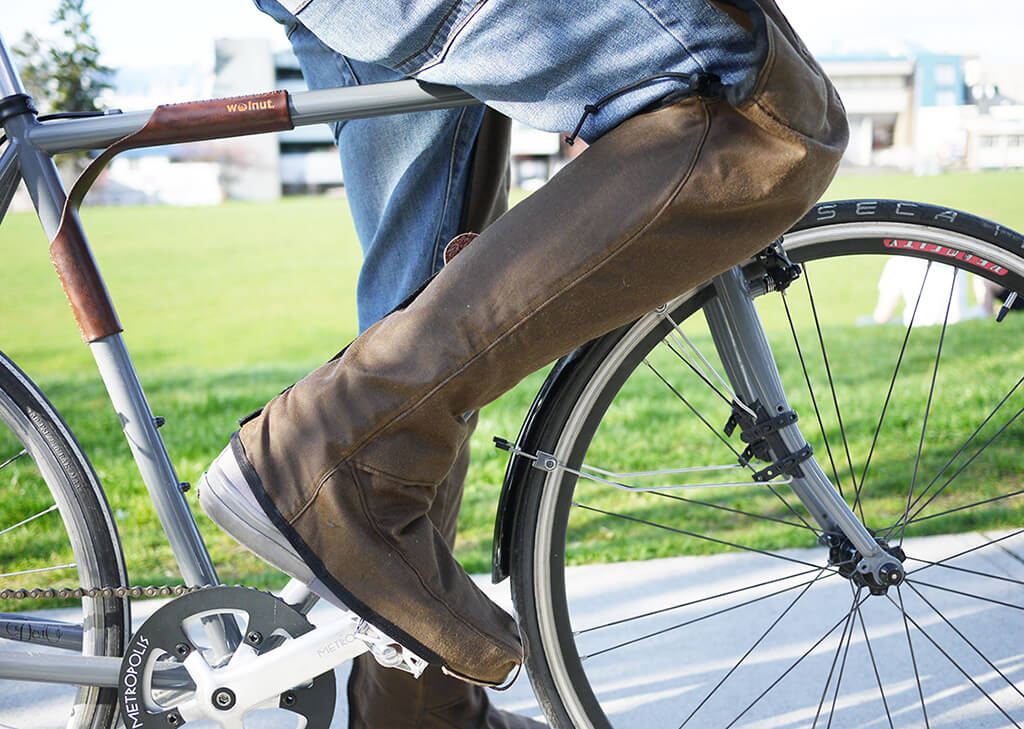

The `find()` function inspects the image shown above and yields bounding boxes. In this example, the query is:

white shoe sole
[198,444,348,610]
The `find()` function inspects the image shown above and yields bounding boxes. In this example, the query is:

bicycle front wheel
[0,352,128,729]
[512,200,1024,728]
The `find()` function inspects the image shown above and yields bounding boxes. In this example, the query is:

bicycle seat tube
[702,266,891,575]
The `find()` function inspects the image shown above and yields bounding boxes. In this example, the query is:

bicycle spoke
[722,591,870,729]
[642,359,747,464]
[907,578,1024,611]
[781,287,845,500]
[885,374,1024,538]
[898,273,956,547]
[823,588,859,729]
[855,601,895,729]
[0,504,58,537]
[811,586,860,729]
[572,502,830,572]
[857,262,932,505]
[904,488,1024,528]
[905,555,1024,588]
[678,568,829,728]
[905,581,1024,702]
[642,359,819,533]
[581,571,831,662]
[895,586,931,729]
[803,265,859,507]
[0,563,76,578]
[896,406,1024,530]
[575,567,823,636]
[907,528,1024,577]
[889,588,1022,728]
[647,488,814,532]
[659,337,735,412]
[0,449,27,471]
[662,311,750,416]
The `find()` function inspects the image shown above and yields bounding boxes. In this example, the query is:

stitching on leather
[296,100,713,517]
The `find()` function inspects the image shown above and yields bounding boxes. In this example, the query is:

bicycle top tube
[21,81,479,156]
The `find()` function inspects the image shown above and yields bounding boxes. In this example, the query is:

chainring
[118,585,336,729]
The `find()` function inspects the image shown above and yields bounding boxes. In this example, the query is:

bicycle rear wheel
[0,352,128,729]
[511,200,1024,728]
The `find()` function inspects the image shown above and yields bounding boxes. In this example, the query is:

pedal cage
[353,619,429,677]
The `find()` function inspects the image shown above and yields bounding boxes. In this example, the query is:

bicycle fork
[702,264,905,590]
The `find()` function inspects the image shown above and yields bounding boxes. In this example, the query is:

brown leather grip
[50,90,293,342]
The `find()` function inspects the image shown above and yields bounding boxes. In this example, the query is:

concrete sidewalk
[4,530,1023,728]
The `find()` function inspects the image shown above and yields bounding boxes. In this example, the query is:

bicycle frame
[0,26,890,694]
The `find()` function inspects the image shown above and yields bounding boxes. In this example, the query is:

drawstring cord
[564,71,723,145]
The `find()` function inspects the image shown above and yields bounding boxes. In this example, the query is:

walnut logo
[225,97,279,113]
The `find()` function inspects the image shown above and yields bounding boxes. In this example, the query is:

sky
[4,0,1024,73]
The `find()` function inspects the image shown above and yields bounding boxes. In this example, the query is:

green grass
[2,170,1024,599]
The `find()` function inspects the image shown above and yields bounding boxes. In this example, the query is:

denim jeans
[255,0,763,330]
[256,0,487,330]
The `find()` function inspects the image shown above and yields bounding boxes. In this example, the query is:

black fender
[489,340,603,583]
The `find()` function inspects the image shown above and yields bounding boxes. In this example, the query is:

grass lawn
[2,170,1024,598]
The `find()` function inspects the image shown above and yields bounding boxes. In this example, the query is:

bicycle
[2,25,1024,729]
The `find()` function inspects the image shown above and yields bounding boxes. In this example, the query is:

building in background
[823,53,1024,173]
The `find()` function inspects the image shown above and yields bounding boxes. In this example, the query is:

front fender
[489,343,595,583]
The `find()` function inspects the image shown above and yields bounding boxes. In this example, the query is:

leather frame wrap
[49,90,293,342]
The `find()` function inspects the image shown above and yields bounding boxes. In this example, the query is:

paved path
[3,531,1023,728]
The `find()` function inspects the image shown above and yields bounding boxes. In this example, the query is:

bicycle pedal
[352,618,429,677]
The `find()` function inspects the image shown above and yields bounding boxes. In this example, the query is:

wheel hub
[824,533,907,595]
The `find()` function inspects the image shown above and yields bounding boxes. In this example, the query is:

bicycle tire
[510,199,1024,728]
[0,351,129,729]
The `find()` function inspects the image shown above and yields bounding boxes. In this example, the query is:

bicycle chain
[0,584,208,601]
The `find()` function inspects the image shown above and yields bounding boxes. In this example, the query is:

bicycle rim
[0,353,128,729]
[514,203,1024,728]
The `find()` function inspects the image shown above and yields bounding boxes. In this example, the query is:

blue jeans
[257,0,488,331]
[255,0,762,330]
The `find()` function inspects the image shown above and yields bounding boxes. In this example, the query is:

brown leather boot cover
[238,7,848,687]
[346,415,541,729]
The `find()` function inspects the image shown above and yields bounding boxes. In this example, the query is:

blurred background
[7,0,1024,204]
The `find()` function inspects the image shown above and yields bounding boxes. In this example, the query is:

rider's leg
[239,3,532,724]
[207,0,848,686]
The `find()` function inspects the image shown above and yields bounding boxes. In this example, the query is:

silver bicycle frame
[0,26,887,690]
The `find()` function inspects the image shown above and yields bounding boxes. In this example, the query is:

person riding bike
[198,1,848,726]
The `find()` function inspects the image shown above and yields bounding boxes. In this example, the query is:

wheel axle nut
[212,688,236,710]
[878,562,904,585]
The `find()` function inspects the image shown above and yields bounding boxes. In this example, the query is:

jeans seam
[628,0,708,74]
[411,0,491,75]
[393,0,464,71]
[430,107,471,273]
[301,100,712,502]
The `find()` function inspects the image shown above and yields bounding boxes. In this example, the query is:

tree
[13,0,114,116]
